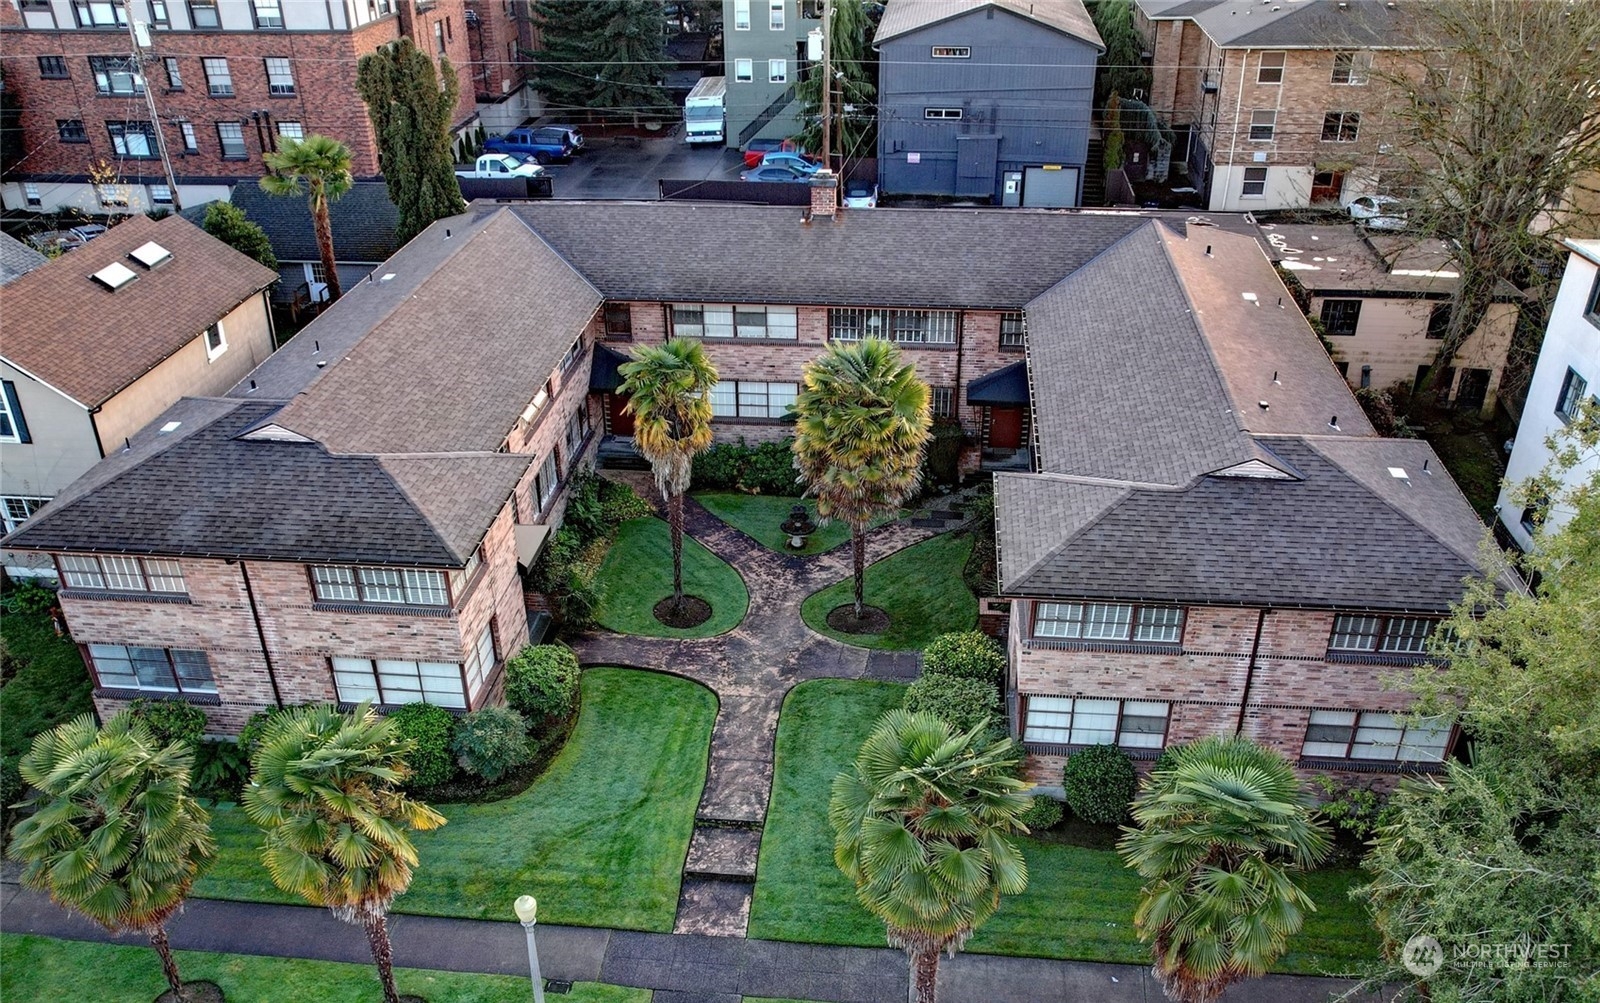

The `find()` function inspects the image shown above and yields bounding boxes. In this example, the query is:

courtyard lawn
[1,601,94,764]
[799,533,977,650]
[748,679,1380,975]
[693,493,895,556]
[194,668,715,933]
[592,517,749,637]
[0,934,648,1003]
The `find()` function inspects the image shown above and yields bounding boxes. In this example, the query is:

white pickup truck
[455,153,545,179]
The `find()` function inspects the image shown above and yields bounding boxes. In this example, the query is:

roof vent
[1329,415,1340,430]
[91,261,139,291]
[1258,400,1270,411]
[159,420,182,433]
[128,241,172,269]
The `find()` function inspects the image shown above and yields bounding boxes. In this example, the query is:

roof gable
[877,0,1103,47]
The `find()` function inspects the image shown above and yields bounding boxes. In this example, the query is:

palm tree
[618,339,718,612]
[9,713,216,999]
[830,709,1033,1003]
[261,135,354,302]
[1117,736,1333,1003]
[794,339,931,618]
[242,703,445,1003]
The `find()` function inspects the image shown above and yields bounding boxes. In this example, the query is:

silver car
[1347,194,1406,230]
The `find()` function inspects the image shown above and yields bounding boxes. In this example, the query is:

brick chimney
[809,170,839,219]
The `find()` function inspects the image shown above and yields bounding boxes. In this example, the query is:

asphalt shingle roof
[228,182,400,264]
[876,0,1102,47]
[1134,0,1423,49]
[0,232,48,285]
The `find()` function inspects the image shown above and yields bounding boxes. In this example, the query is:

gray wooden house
[875,0,1102,205]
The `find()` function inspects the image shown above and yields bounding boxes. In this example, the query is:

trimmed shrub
[738,439,799,495]
[922,631,1006,685]
[691,442,747,490]
[123,698,207,748]
[504,644,580,728]
[1017,794,1064,832]
[921,419,966,491]
[902,674,1001,735]
[1061,744,1139,825]
[192,739,251,800]
[599,476,653,524]
[388,702,458,788]
[452,706,531,782]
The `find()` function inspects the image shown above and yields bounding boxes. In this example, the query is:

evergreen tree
[795,0,876,162]
[530,0,673,120]
[356,38,468,244]
[1088,0,1151,109]
[202,200,278,270]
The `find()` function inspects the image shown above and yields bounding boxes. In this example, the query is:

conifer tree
[357,38,468,244]
[530,0,672,120]
[795,0,876,161]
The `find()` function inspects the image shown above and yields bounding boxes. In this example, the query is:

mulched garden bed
[825,604,891,635]
[155,981,225,1003]
[407,706,578,805]
[653,595,713,628]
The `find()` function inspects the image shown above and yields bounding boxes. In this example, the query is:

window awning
[966,360,1030,406]
[514,523,552,570]
[589,344,630,392]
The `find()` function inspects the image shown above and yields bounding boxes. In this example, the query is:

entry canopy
[967,360,1030,406]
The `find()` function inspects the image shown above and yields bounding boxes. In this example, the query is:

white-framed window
[1330,50,1371,85]
[1302,709,1452,762]
[23,183,42,208]
[931,46,969,58]
[217,121,247,159]
[463,621,496,697]
[264,57,295,95]
[332,656,466,708]
[733,0,749,29]
[1023,696,1169,749]
[565,405,591,458]
[769,0,783,29]
[252,0,282,27]
[1241,166,1268,197]
[1321,111,1360,143]
[60,554,186,594]
[671,304,797,340]
[178,120,199,153]
[709,380,797,419]
[97,183,129,208]
[203,321,226,360]
[73,0,127,25]
[276,120,304,140]
[89,55,144,96]
[999,312,1025,349]
[1257,50,1285,84]
[2,496,49,533]
[734,58,753,82]
[930,386,954,418]
[203,57,232,97]
[1032,602,1183,643]
[150,184,173,205]
[1556,368,1589,422]
[1248,109,1275,141]
[88,644,215,694]
[188,0,219,27]
[828,308,957,345]
[1328,614,1437,654]
[535,452,560,509]
[924,107,962,120]
[311,565,450,606]
[559,334,583,371]
[769,58,787,83]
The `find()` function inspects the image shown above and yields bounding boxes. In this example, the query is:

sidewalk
[1,880,1368,1003]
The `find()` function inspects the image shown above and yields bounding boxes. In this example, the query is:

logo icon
[1403,934,1444,978]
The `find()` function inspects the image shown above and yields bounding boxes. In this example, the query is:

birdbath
[780,504,818,550]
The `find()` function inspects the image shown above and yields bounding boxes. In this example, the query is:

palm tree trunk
[362,910,401,1003]
[669,491,685,612]
[908,946,940,1003]
[852,525,866,619]
[149,924,183,996]
[313,196,342,302]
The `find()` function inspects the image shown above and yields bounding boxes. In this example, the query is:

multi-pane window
[1301,710,1452,762]
[23,183,42,208]
[931,386,954,419]
[1586,273,1600,327]
[1555,367,1588,422]
[1328,614,1437,654]
[1032,602,1183,644]
[733,0,749,29]
[203,58,233,96]
[106,121,156,157]
[57,119,88,143]
[924,108,962,120]
[1321,111,1361,142]
[1248,110,1276,141]
[769,0,782,28]
[150,184,173,205]
[535,452,560,509]
[931,46,970,58]
[276,120,304,140]
[217,121,246,158]
[999,312,1025,349]
[264,57,295,95]
[565,405,591,458]
[1330,50,1371,85]
[97,183,129,208]
[0,383,24,440]
[88,645,215,695]
[709,380,797,419]
[253,0,283,27]
[671,304,798,340]
[311,566,449,606]
[73,0,128,26]
[332,656,465,708]
[1257,50,1285,83]
[1426,302,1449,340]
[1320,298,1361,335]
[769,59,787,83]
[1241,166,1267,197]
[463,622,496,697]
[559,335,583,371]
[149,0,168,23]
[163,57,183,88]
[604,303,632,340]
[204,322,226,358]
[828,308,957,345]
[188,0,219,26]
[60,554,187,593]
[179,120,199,153]
[38,56,69,79]
[90,56,144,96]
[2,497,49,533]
[734,58,753,82]
[1023,697,1169,749]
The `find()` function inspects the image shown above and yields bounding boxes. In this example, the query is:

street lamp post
[514,895,545,1003]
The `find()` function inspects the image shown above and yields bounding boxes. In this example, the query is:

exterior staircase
[1081,136,1106,207]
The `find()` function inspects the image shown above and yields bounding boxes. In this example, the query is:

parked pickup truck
[456,153,545,179]
[482,126,575,164]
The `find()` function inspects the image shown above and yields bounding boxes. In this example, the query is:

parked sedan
[1348,194,1406,230]
[743,137,805,169]
[843,181,878,209]
[759,151,821,176]
[740,165,809,183]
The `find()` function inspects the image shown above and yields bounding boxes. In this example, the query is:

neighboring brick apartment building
[5,199,1508,772]
[0,0,478,215]
[1133,0,1425,212]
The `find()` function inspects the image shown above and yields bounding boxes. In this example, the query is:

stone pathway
[571,491,949,937]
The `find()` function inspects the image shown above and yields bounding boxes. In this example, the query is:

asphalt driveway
[544,127,747,200]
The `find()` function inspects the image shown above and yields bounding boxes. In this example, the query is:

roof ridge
[1005,468,1189,492]
[503,208,605,299]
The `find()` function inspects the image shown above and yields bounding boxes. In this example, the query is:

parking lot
[540,127,748,200]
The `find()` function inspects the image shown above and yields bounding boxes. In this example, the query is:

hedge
[1061,744,1138,824]
[922,631,1006,685]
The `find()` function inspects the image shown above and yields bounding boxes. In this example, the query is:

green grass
[592,517,749,637]
[693,493,894,556]
[0,601,95,763]
[749,679,1381,976]
[800,533,977,650]
[0,934,648,1003]
[1420,420,1505,522]
[193,668,715,932]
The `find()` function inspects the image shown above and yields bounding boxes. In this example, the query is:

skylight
[1387,467,1409,479]
[91,261,139,291]
[128,241,172,269]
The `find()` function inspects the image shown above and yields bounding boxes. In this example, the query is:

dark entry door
[1310,170,1344,203]
[608,393,635,436]
[1455,368,1491,412]
[988,407,1023,449]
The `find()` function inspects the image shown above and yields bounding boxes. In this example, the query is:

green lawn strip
[0,933,647,1003]
[749,679,1378,974]
[1420,423,1504,522]
[692,493,895,556]
[592,517,749,638]
[0,605,95,761]
[799,532,977,650]
[194,668,715,933]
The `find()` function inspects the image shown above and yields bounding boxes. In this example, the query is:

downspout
[235,559,284,708]
[1234,608,1266,735]
[1225,47,1250,209]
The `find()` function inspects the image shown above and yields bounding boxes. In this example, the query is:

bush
[123,698,207,748]
[599,477,653,524]
[902,674,1001,735]
[922,631,1006,685]
[1,754,23,808]
[0,580,57,616]
[504,645,580,728]
[1312,774,1396,842]
[1151,743,1185,776]
[561,472,610,542]
[738,439,799,495]
[530,526,584,593]
[239,705,299,755]
[452,706,531,782]
[921,420,967,491]
[1061,744,1138,825]
[192,739,250,801]
[388,703,457,788]
[691,442,748,490]
[1018,794,1064,832]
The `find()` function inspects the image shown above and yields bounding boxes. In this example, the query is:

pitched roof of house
[876,0,1102,47]
[1134,0,1423,48]
[226,182,401,264]
[0,232,48,285]
[0,216,277,407]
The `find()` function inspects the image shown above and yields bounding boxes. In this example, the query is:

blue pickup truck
[483,126,576,164]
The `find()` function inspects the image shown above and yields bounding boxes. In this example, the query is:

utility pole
[122,0,183,211]
[820,0,832,170]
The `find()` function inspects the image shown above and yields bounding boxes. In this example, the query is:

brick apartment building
[1133,0,1427,212]
[0,0,488,215]
[3,198,1509,780]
